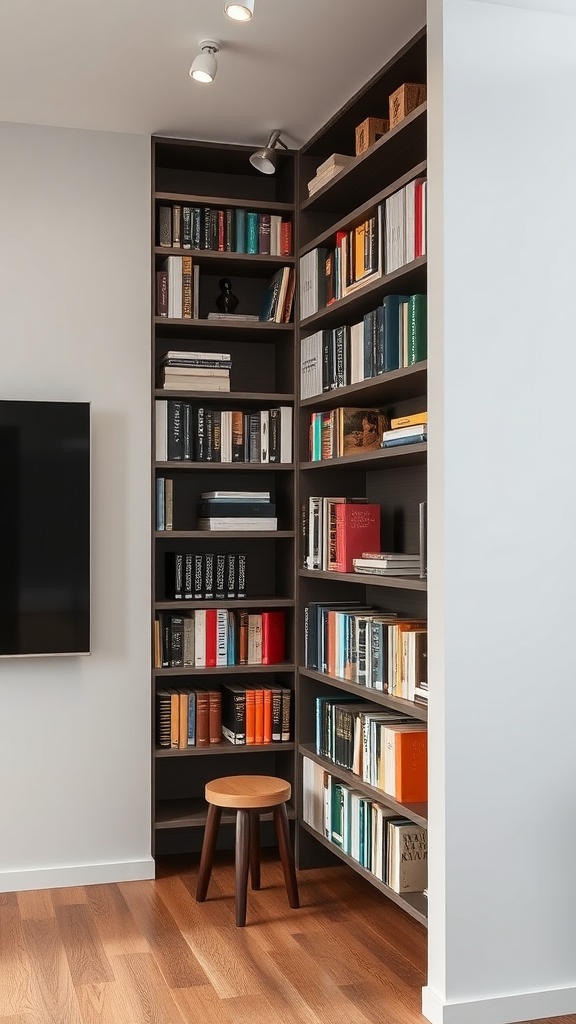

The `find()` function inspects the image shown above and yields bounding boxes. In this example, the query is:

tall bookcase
[295,28,429,926]
[151,139,298,855]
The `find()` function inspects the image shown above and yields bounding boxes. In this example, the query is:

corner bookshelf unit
[152,138,298,855]
[295,28,429,927]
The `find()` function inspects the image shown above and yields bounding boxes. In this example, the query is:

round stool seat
[205,775,291,810]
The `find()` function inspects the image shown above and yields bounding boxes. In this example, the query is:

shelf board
[299,820,427,927]
[299,568,426,592]
[300,444,427,471]
[301,105,427,215]
[155,798,296,830]
[298,666,427,722]
[155,598,295,610]
[154,529,295,540]
[155,192,295,214]
[299,743,427,828]
[301,363,427,409]
[155,461,294,472]
[154,247,294,274]
[153,390,295,403]
[300,257,426,332]
[153,663,296,678]
[154,318,293,335]
[155,740,295,759]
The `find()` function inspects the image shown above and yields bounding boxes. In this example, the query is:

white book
[201,490,270,499]
[405,180,416,265]
[260,409,269,463]
[220,410,232,463]
[197,518,277,531]
[350,321,364,383]
[388,821,427,893]
[301,331,323,400]
[194,609,206,667]
[163,256,182,318]
[270,215,281,256]
[162,349,231,361]
[160,379,231,392]
[279,405,293,462]
[155,400,168,462]
[216,608,228,666]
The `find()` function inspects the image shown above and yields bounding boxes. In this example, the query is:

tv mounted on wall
[0,400,91,657]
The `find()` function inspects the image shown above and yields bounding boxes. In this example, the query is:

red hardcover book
[205,609,217,667]
[245,688,255,744]
[217,209,225,252]
[280,220,293,256]
[254,687,264,744]
[261,611,286,665]
[208,690,222,744]
[332,504,381,573]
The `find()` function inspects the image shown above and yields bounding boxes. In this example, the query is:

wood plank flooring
[0,853,574,1024]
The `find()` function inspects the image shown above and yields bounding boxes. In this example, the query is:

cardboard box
[389,83,427,129]
[355,117,389,157]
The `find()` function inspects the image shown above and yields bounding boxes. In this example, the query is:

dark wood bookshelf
[299,568,426,591]
[152,136,298,858]
[294,29,428,919]
[299,821,427,927]
[298,666,428,722]
[300,444,427,471]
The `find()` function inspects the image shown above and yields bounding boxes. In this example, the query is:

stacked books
[352,551,421,576]
[381,411,427,449]
[307,153,354,196]
[158,349,231,392]
[197,489,277,532]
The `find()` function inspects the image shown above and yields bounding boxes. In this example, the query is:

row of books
[153,609,286,668]
[302,497,380,573]
[302,757,427,893]
[156,259,295,323]
[163,552,247,600]
[156,682,292,748]
[155,400,293,464]
[158,348,231,393]
[315,696,427,802]
[308,406,389,462]
[300,294,426,400]
[305,602,427,701]
[158,204,293,257]
[299,178,426,319]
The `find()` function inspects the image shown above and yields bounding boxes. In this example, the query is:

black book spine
[225,208,234,251]
[269,407,280,463]
[182,402,192,460]
[170,615,184,667]
[322,332,331,392]
[419,500,427,579]
[167,401,183,461]
[182,207,192,249]
[192,207,202,249]
[210,209,219,250]
[203,207,211,249]
[375,305,385,376]
[211,409,222,463]
[195,406,205,461]
[249,412,260,463]
[183,553,193,599]
[205,409,214,461]
[226,553,237,598]
[165,552,184,599]
[271,687,282,741]
[243,412,251,462]
[161,614,170,667]
[335,326,346,388]
[215,554,226,600]
[237,553,247,597]
[194,554,204,599]
[204,553,215,599]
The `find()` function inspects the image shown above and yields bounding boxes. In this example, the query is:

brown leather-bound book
[156,271,168,317]
[194,689,210,747]
[280,219,292,256]
[238,610,249,664]
[208,690,221,744]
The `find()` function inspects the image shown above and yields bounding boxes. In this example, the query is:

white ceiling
[0,0,425,147]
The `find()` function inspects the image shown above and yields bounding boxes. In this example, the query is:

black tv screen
[0,400,90,656]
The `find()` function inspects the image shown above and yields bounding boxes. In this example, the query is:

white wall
[0,122,153,890]
[425,1,576,1021]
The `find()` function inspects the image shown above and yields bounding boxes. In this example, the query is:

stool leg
[249,811,261,891]
[273,803,300,909]
[235,809,250,927]
[196,804,222,903]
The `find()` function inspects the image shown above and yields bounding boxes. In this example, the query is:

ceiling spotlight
[224,0,254,20]
[249,130,288,175]
[189,40,220,84]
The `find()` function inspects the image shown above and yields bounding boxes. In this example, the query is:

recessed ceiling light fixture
[224,1,255,21]
[189,40,220,83]
[249,130,288,175]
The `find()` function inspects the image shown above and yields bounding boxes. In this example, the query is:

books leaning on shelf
[259,266,295,323]
[300,295,426,401]
[299,209,383,319]
[154,608,286,668]
[155,401,292,464]
[164,552,247,599]
[308,407,390,461]
[158,349,232,392]
[302,497,380,572]
[385,175,427,274]
[158,203,293,256]
[156,256,200,319]
[304,601,427,700]
[302,757,427,893]
[352,552,421,576]
[221,682,291,745]
[156,687,221,748]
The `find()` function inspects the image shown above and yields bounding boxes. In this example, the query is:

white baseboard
[422,983,576,1024]
[0,857,155,893]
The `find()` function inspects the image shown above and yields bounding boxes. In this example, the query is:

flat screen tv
[0,400,90,657]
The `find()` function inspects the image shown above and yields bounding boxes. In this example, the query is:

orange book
[178,690,189,749]
[169,689,180,748]
[245,688,256,744]
[254,688,264,745]
[383,723,427,803]
[327,610,337,676]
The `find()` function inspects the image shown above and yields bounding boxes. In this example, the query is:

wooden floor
[1,852,574,1024]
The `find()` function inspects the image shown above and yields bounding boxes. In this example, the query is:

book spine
[280,220,292,257]
[231,410,243,462]
[235,208,246,253]
[195,407,206,461]
[183,554,193,600]
[204,553,214,600]
[193,554,203,600]
[159,206,172,247]
[195,690,210,746]
[156,271,168,317]
[182,206,192,248]
[167,401,183,461]
[225,208,234,252]
[172,205,181,248]
[166,553,183,599]
[281,688,291,742]
[258,214,271,255]
[191,207,202,249]
[215,554,226,600]
[170,615,184,667]
[226,553,237,598]
[246,212,258,254]
[237,554,247,598]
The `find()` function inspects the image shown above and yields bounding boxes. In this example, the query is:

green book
[408,293,427,365]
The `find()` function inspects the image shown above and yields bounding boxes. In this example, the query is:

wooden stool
[196,775,300,927]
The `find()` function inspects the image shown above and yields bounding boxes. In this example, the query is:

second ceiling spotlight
[189,40,220,83]
[224,1,255,20]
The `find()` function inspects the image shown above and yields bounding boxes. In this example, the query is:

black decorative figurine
[216,277,239,314]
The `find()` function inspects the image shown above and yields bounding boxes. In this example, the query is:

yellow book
[390,411,428,429]
[354,221,367,281]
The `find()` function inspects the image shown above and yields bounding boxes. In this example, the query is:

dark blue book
[382,294,409,372]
